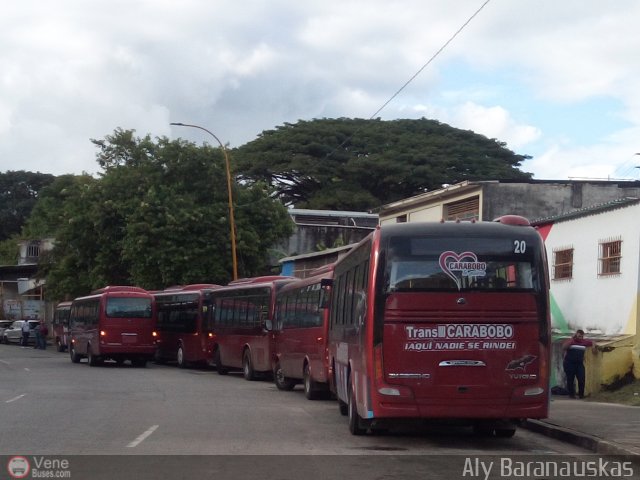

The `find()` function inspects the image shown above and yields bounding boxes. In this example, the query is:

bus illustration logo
[7,456,30,479]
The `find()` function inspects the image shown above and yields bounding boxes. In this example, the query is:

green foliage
[30,129,294,301]
[233,118,532,209]
[0,170,55,241]
[0,237,19,265]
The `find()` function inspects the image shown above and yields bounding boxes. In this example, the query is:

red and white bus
[211,276,296,380]
[271,264,334,399]
[328,216,550,436]
[52,301,72,352]
[153,284,220,368]
[69,286,157,367]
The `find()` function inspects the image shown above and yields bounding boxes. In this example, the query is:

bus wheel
[214,348,229,375]
[87,347,100,367]
[338,400,348,416]
[243,350,257,381]
[274,362,295,391]
[153,349,165,365]
[472,423,494,437]
[303,364,320,400]
[132,358,147,368]
[69,344,81,364]
[495,427,516,438]
[348,383,368,435]
[177,346,188,369]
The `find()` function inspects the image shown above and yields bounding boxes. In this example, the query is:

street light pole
[170,122,238,280]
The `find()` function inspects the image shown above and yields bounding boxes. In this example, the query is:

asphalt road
[0,344,597,479]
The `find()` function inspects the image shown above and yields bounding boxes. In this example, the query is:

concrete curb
[523,419,640,463]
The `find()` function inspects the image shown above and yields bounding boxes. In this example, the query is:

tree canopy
[0,170,55,241]
[233,118,532,210]
[27,129,294,300]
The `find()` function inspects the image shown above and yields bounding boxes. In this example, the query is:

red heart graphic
[439,251,479,290]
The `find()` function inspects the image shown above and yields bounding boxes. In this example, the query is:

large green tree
[233,118,532,210]
[29,129,294,300]
[0,170,55,241]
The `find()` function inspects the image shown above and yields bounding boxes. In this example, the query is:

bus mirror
[320,278,333,288]
[264,319,273,331]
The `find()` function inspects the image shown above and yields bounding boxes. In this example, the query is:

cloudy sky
[2,0,640,180]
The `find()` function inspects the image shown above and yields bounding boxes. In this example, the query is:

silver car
[0,320,14,342]
[2,320,40,345]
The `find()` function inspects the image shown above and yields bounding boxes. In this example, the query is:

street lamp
[170,122,238,280]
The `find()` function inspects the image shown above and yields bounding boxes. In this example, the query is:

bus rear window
[106,297,152,318]
[384,236,537,292]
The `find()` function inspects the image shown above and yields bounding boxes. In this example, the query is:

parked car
[2,320,40,345]
[0,320,14,343]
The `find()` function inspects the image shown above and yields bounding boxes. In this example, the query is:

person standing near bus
[33,321,41,349]
[38,321,48,350]
[21,320,30,346]
[562,329,597,399]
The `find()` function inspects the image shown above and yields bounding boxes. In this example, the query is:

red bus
[271,265,334,399]
[52,301,72,352]
[69,286,157,367]
[153,284,220,368]
[328,216,550,436]
[211,276,296,380]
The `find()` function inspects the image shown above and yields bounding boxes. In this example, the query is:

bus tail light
[374,346,398,396]
[100,330,106,337]
[374,344,413,397]
[374,344,384,382]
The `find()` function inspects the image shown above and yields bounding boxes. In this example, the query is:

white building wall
[544,204,640,334]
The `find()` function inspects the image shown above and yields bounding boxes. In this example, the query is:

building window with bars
[598,238,622,276]
[27,244,40,258]
[553,248,573,280]
[444,196,480,221]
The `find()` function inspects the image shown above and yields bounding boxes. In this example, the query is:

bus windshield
[106,297,153,318]
[384,235,537,293]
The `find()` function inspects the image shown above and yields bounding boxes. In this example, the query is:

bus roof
[171,284,221,291]
[90,286,148,295]
[378,219,540,241]
[228,275,297,285]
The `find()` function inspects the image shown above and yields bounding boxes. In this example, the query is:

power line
[326,0,492,157]
[369,0,492,120]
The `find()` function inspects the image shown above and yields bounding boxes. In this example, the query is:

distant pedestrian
[21,321,30,346]
[562,329,598,399]
[33,321,41,349]
[38,322,48,350]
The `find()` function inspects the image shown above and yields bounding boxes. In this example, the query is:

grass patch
[587,379,640,406]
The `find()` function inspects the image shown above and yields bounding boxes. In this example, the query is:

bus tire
[348,383,368,435]
[338,400,348,416]
[215,348,229,375]
[87,346,100,367]
[303,363,320,400]
[69,344,81,364]
[243,349,257,381]
[154,349,166,365]
[274,361,296,391]
[495,427,516,438]
[177,345,188,369]
[132,358,147,368]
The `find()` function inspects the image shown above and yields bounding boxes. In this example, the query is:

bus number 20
[514,240,526,254]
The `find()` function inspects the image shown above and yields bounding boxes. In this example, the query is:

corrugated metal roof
[278,243,356,263]
[531,197,640,225]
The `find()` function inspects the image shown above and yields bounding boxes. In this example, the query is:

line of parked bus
[50,216,551,437]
